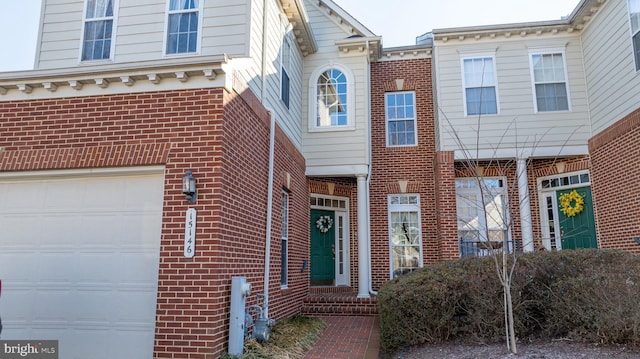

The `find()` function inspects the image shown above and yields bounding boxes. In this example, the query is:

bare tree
[439,106,584,354]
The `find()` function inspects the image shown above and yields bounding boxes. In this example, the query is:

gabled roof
[316,0,378,39]
[311,0,382,59]
[431,0,604,41]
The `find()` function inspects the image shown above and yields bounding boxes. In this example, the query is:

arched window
[316,69,348,127]
[309,64,355,131]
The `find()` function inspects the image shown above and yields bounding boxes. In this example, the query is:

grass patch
[222,316,326,359]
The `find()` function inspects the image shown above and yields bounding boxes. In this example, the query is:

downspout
[263,114,276,318]
[365,40,377,296]
[261,0,274,318]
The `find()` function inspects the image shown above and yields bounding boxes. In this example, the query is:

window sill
[308,125,356,133]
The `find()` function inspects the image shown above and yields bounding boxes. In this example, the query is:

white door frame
[537,170,591,251]
[311,194,350,286]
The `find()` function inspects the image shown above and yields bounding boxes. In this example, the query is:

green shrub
[378,249,640,352]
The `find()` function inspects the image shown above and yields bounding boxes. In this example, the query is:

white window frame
[385,91,418,147]
[388,194,423,279]
[163,0,203,56]
[628,0,640,71]
[280,190,289,288]
[529,48,571,113]
[79,0,118,62]
[308,63,356,132]
[461,55,499,116]
[280,33,292,109]
[455,177,511,254]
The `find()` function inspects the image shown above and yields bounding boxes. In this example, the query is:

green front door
[310,209,335,285]
[557,186,598,249]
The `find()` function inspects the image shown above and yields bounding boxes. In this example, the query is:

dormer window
[81,0,115,61]
[166,0,201,55]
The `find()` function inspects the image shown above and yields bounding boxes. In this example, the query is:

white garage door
[0,168,165,359]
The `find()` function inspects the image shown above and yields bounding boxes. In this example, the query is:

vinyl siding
[582,0,640,135]
[434,34,591,157]
[301,0,369,171]
[235,0,304,150]
[37,0,251,69]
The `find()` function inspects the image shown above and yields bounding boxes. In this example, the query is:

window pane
[464,57,495,87]
[392,246,420,278]
[167,12,198,54]
[82,19,112,60]
[317,69,348,127]
[630,0,640,32]
[386,92,416,146]
[466,87,497,115]
[389,194,422,278]
[536,83,568,111]
[86,0,113,19]
[170,0,198,10]
[634,32,640,71]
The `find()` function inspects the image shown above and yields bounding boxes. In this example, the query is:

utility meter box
[228,276,251,357]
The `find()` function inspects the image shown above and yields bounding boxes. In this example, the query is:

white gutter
[261,0,273,318]
[365,40,377,296]
[263,113,276,318]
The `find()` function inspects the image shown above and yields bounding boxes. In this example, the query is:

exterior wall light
[182,169,197,203]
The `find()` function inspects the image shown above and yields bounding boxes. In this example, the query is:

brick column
[435,151,459,260]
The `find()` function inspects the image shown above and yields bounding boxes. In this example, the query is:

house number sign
[184,208,197,258]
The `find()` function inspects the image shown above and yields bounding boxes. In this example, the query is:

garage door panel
[0,170,164,358]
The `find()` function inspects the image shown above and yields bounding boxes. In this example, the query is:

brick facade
[369,57,445,289]
[0,86,308,358]
[589,108,640,253]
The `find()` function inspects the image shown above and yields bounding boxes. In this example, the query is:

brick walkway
[304,316,379,359]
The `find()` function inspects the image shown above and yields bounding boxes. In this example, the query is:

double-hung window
[530,52,569,112]
[388,195,422,278]
[82,0,115,61]
[280,190,289,288]
[629,0,640,70]
[281,36,291,108]
[385,92,417,146]
[166,0,200,55]
[456,178,509,256]
[462,57,498,115]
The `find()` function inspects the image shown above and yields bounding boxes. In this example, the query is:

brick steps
[302,287,378,316]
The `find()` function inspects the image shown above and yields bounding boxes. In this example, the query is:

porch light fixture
[182,169,197,203]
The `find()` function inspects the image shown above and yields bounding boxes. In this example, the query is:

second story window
[281,36,291,108]
[316,69,348,127]
[166,0,200,55]
[82,0,115,61]
[530,52,569,112]
[462,57,498,116]
[385,92,417,146]
[629,0,640,70]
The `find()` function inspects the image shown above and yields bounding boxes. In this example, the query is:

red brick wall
[435,151,458,260]
[369,58,438,289]
[589,108,640,253]
[0,87,308,358]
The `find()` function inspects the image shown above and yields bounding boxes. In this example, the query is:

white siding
[235,0,305,150]
[434,34,591,157]
[301,1,369,171]
[37,0,251,69]
[582,0,640,135]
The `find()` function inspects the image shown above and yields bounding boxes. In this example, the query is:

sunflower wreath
[559,189,585,217]
[315,215,333,233]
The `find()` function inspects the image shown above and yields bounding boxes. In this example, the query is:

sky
[0,0,580,72]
